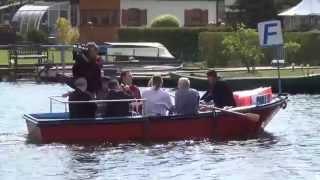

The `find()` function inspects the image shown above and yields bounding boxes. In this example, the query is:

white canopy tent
[278,0,320,31]
[279,0,320,16]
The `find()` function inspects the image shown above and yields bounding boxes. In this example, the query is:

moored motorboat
[24,92,288,143]
[170,71,320,93]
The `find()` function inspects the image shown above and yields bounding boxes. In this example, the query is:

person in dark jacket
[68,78,97,119]
[201,70,236,108]
[72,42,102,95]
[105,79,133,117]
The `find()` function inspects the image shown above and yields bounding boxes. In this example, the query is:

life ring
[281,102,287,109]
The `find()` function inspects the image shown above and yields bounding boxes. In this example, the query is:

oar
[204,105,260,123]
[168,93,260,122]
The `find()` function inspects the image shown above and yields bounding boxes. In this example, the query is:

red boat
[24,90,288,143]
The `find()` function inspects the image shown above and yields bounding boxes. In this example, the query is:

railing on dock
[0,44,73,75]
[49,96,146,116]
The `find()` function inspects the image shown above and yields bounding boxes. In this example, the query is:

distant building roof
[279,0,320,16]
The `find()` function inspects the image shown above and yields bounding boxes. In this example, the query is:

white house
[120,0,222,27]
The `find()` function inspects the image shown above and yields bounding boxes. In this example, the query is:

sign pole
[258,20,284,95]
[276,46,282,94]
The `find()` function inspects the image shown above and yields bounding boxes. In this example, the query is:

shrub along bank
[199,32,320,67]
[118,28,320,67]
[118,27,232,62]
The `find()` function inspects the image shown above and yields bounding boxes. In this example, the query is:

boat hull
[170,72,320,93]
[25,97,286,143]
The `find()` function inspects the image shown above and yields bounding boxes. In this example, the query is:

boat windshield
[100,42,175,62]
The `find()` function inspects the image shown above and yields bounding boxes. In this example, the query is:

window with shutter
[184,9,191,26]
[140,9,147,26]
[80,10,120,26]
[202,9,208,25]
[128,8,141,26]
[185,9,208,26]
[122,9,128,26]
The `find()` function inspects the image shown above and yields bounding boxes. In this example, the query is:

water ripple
[1,82,320,180]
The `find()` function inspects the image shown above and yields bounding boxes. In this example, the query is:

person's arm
[62,91,72,97]
[165,93,174,114]
[136,86,142,99]
[200,91,211,102]
[195,92,200,112]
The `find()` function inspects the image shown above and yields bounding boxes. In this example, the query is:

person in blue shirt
[175,77,200,115]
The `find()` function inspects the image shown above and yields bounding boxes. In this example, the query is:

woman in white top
[142,75,173,116]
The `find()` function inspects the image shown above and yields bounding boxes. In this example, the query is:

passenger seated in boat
[96,77,110,117]
[105,79,133,117]
[175,77,200,115]
[142,75,173,116]
[201,70,236,108]
[68,78,97,119]
[96,76,110,100]
[120,71,141,99]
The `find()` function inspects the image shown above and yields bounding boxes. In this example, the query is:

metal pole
[216,0,219,24]
[61,45,65,75]
[50,98,52,113]
[276,46,282,94]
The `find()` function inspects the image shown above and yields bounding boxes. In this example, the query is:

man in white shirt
[142,75,173,116]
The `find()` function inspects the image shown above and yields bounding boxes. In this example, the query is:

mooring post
[61,45,65,75]
[275,45,283,94]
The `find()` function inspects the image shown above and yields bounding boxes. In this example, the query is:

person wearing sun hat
[201,70,235,108]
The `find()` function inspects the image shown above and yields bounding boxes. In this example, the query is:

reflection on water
[0,82,320,180]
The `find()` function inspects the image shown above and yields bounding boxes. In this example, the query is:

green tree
[56,17,79,44]
[222,25,264,72]
[284,41,301,63]
[230,0,277,28]
[151,14,180,28]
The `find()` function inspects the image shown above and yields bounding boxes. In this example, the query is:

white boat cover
[279,0,320,16]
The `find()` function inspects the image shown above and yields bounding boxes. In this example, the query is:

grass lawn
[0,49,74,65]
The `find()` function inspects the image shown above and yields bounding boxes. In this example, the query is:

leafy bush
[284,41,301,63]
[26,29,48,44]
[56,17,79,44]
[198,32,231,67]
[151,14,180,28]
[222,26,264,72]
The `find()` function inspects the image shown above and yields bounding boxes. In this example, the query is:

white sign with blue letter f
[258,20,283,47]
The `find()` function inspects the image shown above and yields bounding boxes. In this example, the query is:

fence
[0,44,74,74]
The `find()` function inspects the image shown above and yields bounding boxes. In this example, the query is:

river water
[0,82,320,180]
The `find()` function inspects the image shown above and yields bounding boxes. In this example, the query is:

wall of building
[120,0,217,26]
[79,0,120,42]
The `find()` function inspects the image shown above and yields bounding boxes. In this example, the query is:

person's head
[101,76,110,91]
[206,70,218,86]
[178,77,190,90]
[86,42,99,62]
[108,79,120,90]
[152,75,163,90]
[74,77,87,92]
[120,71,132,85]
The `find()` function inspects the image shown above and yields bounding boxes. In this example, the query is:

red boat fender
[233,87,272,107]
